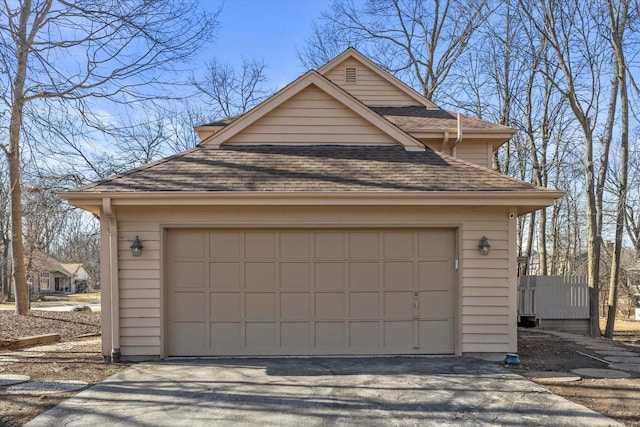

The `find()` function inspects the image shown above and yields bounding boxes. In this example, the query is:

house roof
[27,250,72,277]
[369,107,513,132]
[72,145,551,193]
[61,263,82,275]
[62,48,560,216]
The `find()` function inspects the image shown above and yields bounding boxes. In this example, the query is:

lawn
[0,291,100,310]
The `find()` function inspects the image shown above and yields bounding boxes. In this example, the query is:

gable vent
[345,67,357,83]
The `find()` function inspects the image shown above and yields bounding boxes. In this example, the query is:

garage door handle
[413,292,419,309]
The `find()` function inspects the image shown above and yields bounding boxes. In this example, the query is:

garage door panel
[246,322,276,347]
[384,321,413,347]
[349,292,379,318]
[419,320,454,350]
[315,322,345,347]
[418,230,454,258]
[168,230,206,258]
[171,292,205,318]
[281,322,310,347]
[349,322,379,347]
[210,292,241,319]
[384,292,413,318]
[419,291,452,318]
[245,262,275,289]
[349,232,379,258]
[315,262,345,289]
[418,261,451,290]
[280,263,310,290]
[279,232,310,259]
[210,262,241,289]
[314,232,344,259]
[384,261,413,290]
[168,322,206,355]
[167,228,455,356]
[245,293,276,319]
[171,262,205,288]
[244,232,275,258]
[315,292,345,318]
[211,323,241,350]
[280,293,310,319]
[349,262,379,289]
[383,231,414,258]
[210,231,241,258]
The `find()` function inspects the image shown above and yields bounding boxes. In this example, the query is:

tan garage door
[166,229,455,356]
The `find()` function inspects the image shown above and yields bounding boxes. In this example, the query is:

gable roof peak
[318,47,438,109]
[199,69,425,152]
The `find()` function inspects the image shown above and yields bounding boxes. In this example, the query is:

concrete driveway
[26,357,619,426]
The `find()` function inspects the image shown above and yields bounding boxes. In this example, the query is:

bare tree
[521,0,616,337]
[0,0,218,314]
[298,0,491,101]
[51,210,100,290]
[192,58,272,120]
[0,160,10,300]
[604,0,634,337]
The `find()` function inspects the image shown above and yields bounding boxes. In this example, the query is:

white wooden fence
[518,275,589,320]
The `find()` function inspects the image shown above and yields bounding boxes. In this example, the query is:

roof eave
[62,190,563,216]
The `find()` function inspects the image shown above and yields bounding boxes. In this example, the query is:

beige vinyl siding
[455,143,493,168]
[460,216,515,353]
[116,221,162,356]
[108,205,515,358]
[323,58,421,107]
[226,85,397,145]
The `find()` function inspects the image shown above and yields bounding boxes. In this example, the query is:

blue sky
[206,0,333,89]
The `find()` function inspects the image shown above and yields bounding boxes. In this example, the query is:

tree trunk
[7,0,32,315]
[605,1,629,338]
[584,121,601,337]
[8,153,28,314]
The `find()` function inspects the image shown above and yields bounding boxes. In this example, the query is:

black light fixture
[130,236,144,257]
[478,236,491,256]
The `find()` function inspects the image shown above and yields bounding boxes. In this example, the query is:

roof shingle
[370,106,512,131]
[76,145,545,193]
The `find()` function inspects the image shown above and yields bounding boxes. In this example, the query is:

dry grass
[53,292,100,304]
[600,318,640,333]
[0,292,100,310]
[614,319,640,332]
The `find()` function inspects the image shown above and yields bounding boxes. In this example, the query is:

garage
[61,48,561,361]
[166,228,455,356]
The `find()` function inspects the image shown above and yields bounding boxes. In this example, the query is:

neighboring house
[61,48,561,362]
[61,263,92,293]
[21,250,91,294]
[26,250,73,293]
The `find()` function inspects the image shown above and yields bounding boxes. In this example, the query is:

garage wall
[106,205,516,358]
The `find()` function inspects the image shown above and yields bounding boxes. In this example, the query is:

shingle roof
[75,145,545,193]
[370,107,511,131]
[27,250,72,276]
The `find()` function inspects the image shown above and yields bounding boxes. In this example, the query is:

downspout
[102,198,121,363]
[450,113,463,157]
[439,131,450,153]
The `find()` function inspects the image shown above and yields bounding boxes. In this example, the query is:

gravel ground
[0,311,126,427]
[0,311,100,341]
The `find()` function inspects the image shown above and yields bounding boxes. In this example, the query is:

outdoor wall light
[478,236,491,256]
[130,236,144,257]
